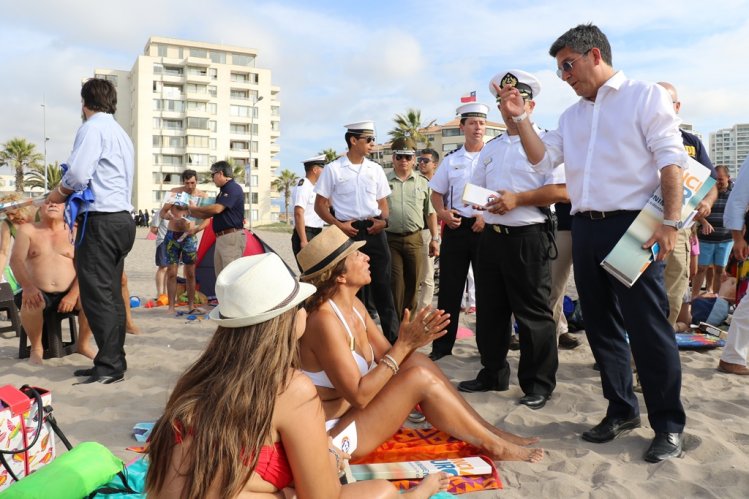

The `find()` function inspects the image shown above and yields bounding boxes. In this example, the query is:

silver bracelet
[383,354,400,373]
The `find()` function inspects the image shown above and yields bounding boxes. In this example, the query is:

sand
[1,226,747,498]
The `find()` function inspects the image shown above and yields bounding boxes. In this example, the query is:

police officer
[314,121,400,342]
[291,154,326,268]
[428,103,488,360]
[458,70,567,411]
[386,137,439,319]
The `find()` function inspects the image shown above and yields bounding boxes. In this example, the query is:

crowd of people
[4,21,748,498]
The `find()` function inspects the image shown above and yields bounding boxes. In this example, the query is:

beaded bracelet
[383,354,400,372]
[380,356,399,375]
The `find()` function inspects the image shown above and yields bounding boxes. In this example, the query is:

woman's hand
[397,306,450,350]
[328,437,350,477]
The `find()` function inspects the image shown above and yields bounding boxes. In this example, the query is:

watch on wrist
[431,236,441,243]
[662,219,683,230]
[511,112,528,123]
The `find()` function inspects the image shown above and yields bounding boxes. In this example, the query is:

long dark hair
[146,308,299,498]
[304,259,347,312]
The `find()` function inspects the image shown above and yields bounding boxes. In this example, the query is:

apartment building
[709,124,749,177]
[93,36,280,224]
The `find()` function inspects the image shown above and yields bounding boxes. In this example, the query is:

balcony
[185,56,211,67]
[185,90,211,102]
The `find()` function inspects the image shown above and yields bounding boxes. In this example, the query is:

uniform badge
[501,73,518,88]
[297,178,304,186]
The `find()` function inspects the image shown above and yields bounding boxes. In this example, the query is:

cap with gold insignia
[489,69,541,102]
[390,137,416,155]
[344,120,376,136]
[456,102,489,119]
[301,154,327,167]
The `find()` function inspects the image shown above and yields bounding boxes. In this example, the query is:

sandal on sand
[188,308,207,315]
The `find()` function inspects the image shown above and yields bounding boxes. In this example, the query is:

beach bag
[0,385,71,492]
[1,442,123,499]
[88,456,148,498]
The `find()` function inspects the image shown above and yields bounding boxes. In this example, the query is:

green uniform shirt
[386,169,434,234]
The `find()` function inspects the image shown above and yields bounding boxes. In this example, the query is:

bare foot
[29,349,44,366]
[490,427,540,446]
[126,322,142,335]
[166,307,176,315]
[402,472,450,498]
[486,439,545,463]
[76,346,96,360]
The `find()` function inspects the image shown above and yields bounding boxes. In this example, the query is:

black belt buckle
[490,224,510,235]
[589,211,607,220]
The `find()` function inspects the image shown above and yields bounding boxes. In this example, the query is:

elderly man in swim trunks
[159,169,209,315]
[10,201,94,365]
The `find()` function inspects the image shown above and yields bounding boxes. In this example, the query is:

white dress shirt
[429,146,482,218]
[314,155,391,221]
[472,126,565,226]
[724,155,749,231]
[537,71,688,214]
[293,177,325,228]
[63,112,134,213]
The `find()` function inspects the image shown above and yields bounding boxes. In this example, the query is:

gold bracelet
[380,357,398,375]
[384,354,400,372]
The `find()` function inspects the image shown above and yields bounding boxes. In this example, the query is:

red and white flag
[460,91,476,103]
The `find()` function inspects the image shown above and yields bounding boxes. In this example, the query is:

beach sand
[1,227,747,497]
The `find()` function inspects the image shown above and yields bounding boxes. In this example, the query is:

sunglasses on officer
[394,154,414,161]
[357,136,376,144]
[416,157,432,164]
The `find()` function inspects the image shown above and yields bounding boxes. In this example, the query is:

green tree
[272,169,299,224]
[0,138,43,192]
[318,148,339,163]
[24,161,63,191]
[388,109,436,148]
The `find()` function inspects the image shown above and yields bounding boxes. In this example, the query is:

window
[209,138,217,150]
[232,53,255,66]
[230,105,251,117]
[251,192,258,204]
[163,119,183,130]
[251,209,258,221]
[231,72,249,83]
[186,101,207,112]
[157,45,168,57]
[231,123,249,134]
[153,99,162,110]
[208,68,218,81]
[251,175,258,187]
[186,153,209,165]
[250,141,258,153]
[231,89,249,100]
[442,128,462,137]
[209,120,217,132]
[162,84,183,98]
[271,106,280,117]
[441,144,456,152]
[153,63,164,74]
[186,83,207,94]
[186,66,207,77]
[187,135,210,148]
[271,121,280,132]
[230,141,249,151]
[167,136,184,148]
[186,117,209,130]
[162,155,182,166]
[152,135,161,147]
[208,85,217,97]
[163,66,183,77]
[163,100,185,112]
[190,48,208,58]
[210,51,226,64]
[208,103,217,115]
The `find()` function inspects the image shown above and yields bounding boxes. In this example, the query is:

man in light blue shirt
[48,78,135,384]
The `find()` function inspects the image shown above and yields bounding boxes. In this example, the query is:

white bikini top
[302,299,377,389]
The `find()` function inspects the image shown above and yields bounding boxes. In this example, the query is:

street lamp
[41,99,49,192]
[247,94,263,229]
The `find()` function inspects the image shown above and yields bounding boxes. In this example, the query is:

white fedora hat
[209,253,316,327]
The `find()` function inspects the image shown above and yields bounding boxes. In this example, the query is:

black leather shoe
[582,415,641,443]
[457,375,509,393]
[74,368,94,377]
[74,373,125,385]
[644,432,683,463]
[429,351,450,361]
[519,393,551,410]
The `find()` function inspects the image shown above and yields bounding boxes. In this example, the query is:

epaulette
[297,178,305,186]
[486,133,503,144]
[444,146,461,157]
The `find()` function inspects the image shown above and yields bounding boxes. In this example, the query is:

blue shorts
[698,240,733,267]
[155,241,168,267]
[165,231,198,265]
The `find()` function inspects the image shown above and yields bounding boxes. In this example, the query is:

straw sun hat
[209,253,316,327]
[297,226,365,281]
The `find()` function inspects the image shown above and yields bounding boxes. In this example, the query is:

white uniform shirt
[537,71,688,214]
[472,126,565,226]
[429,146,482,218]
[315,156,391,221]
[292,177,325,228]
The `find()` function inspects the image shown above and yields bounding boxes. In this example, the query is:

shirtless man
[159,170,208,314]
[10,201,94,364]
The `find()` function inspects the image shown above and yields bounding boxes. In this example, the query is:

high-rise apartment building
[93,36,280,223]
[709,124,749,177]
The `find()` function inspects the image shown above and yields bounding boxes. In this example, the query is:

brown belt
[215,227,242,237]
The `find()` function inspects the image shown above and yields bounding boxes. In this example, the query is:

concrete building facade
[93,36,280,223]
[710,123,749,177]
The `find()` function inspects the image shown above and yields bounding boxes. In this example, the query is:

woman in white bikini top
[297,226,544,464]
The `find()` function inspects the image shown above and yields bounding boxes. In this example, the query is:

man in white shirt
[314,121,399,341]
[458,70,567,411]
[501,23,688,462]
[291,155,326,268]
[428,103,487,360]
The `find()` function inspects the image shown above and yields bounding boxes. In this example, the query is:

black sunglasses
[394,154,414,161]
[357,136,376,144]
[417,157,432,164]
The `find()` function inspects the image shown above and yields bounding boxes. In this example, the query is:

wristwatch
[662,219,683,230]
[431,235,441,243]
[511,112,528,123]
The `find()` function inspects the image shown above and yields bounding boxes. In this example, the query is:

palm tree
[272,169,299,224]
[318,148,339,163]
[24,161,63,191]
[388,109,436,148]
[0,138,43,192]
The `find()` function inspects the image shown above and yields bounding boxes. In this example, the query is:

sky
[2,0,749,180]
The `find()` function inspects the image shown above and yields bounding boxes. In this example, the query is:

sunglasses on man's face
[358,136,376,144]
[394,154,414,161]
[417,157,432,164]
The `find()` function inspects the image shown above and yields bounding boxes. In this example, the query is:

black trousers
[431,218,481,356]
[350,223,400,343]
[75,211,135,376]
[474,225,558,396]
[291,226,323,270]
[572,212,685,433]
